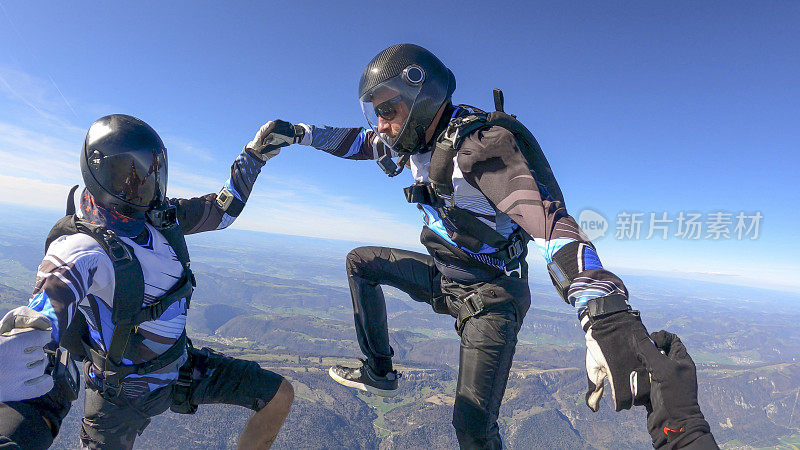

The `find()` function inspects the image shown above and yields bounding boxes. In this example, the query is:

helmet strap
[376,153,410,177]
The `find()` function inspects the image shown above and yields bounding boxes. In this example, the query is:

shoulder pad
[456,125,518,173]
[46,215,80,254]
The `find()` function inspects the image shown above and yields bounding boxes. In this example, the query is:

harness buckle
[102,231,132,262]
[450,114,480,130]
[437,192,454,208]
[147,301,165,321]
[170,355,197,414]
[506,238,525,260]
[462,292,485,317]
[101,376,121,400]
[501,237,525,278]
[504,264,522,278]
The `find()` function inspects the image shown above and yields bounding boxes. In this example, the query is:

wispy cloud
[168,163,422,248]
[0,173,76,211]
[235,188,422,249]
[163,135,216,163]
[0,66,423,248]
[0,121,79,182]
[606,255,800,294]
[0,67,81,128]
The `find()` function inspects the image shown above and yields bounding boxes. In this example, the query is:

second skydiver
[259,43,657,449]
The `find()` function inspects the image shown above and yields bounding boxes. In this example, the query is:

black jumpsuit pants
[346,246,531,449]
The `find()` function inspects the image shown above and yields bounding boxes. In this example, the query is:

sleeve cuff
[242,147,268,166]
[297,123,313,145]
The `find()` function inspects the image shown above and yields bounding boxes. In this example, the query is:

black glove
[0,381,74,448]
[245,120,304,161]
[583,308,652,412]
[636,330,718,449]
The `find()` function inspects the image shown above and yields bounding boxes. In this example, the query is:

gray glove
[245,120,305,161]
[0,306,54,403]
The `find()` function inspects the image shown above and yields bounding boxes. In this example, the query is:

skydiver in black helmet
[0,115,295,449]
[258,43,718,449]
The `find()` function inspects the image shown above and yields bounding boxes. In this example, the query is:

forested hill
[0,211,797,448]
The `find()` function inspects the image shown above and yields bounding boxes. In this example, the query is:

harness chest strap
[47,186,195,397]
[89,332,189,396]
[130,269,195,324]
[99,226,193,396]
[406,113,529,269]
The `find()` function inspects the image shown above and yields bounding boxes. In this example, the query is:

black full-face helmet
[80,114,167,219]
[359,43,456,155]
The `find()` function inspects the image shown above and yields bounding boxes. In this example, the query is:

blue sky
[0,1,797,292]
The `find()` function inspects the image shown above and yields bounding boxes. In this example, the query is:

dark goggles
[373,95,403,121]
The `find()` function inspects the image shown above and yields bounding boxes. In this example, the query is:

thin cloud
[0,2,78,119]
[0,67,424,248]
[163,135,216,163]
[0,121,79,182]
[0,174,77,211]
[168,165,422,248]
[0,67,80,128]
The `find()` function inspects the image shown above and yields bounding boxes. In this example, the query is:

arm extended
[260,120,396,161]
[458,126,651,413]
[169,145,272,234]
[298,124,396,161]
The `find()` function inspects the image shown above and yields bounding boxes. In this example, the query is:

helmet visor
[86,145,167,208]
[360,73,424,153]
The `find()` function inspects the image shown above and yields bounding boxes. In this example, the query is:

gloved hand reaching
[0,306,55,403]
[245,120,305,161]
[583,306,652,412]
[637,330,718,449]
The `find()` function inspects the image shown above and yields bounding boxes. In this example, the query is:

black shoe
[328,360,400,397]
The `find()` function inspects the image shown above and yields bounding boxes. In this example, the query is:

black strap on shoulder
[150,218,194,314]
[72,223,145,367]
[429,142,458,200]
[428,113,488,203]
[155,221,191,269]
[48,186,194,384]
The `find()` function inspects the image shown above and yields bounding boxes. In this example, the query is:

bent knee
[346,246,380,277]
